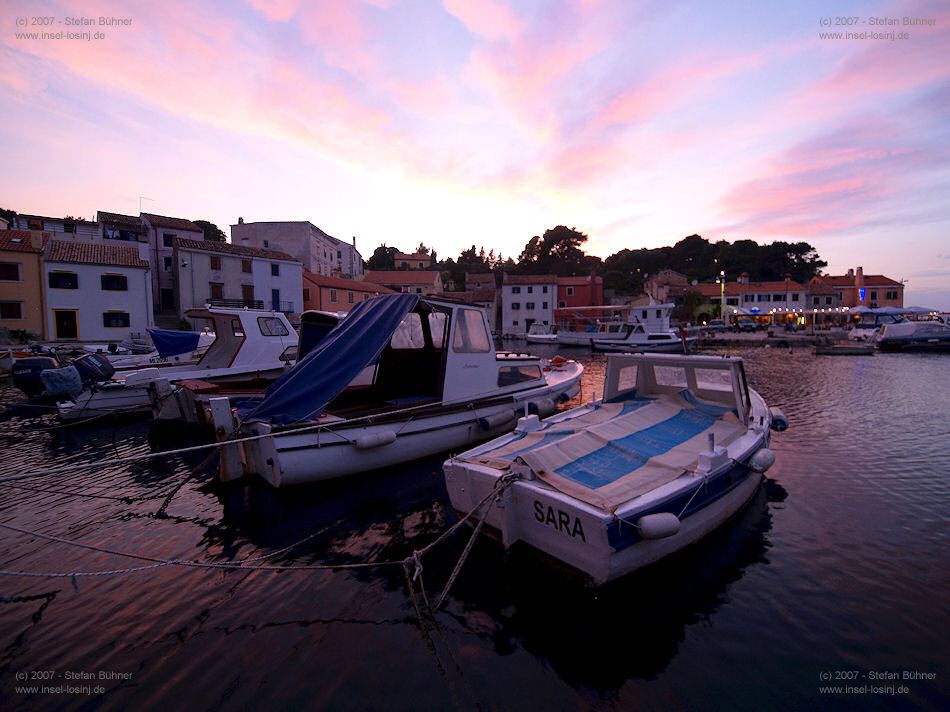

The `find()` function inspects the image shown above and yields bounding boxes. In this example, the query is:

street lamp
[716,270,726,320]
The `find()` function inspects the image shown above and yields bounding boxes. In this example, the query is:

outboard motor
[71,352,116,387]
[11,356,59,397]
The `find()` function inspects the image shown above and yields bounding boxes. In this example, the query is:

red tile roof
[365,270,442,285]
[0,230,49,253]
[303,271,393,293]
[174,238,297,262]
[503,274,558,285]
[46,241,149,268]
[818,274,902,287]
[694,279,806,298]
[18,213,99,227]
[557,275,603,286]
[141,213,203,232]
[98,211,143,229]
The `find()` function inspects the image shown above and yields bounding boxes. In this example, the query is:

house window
[0,301,23,319]
[303,288,311,302]
[210,255,222,270]
[836,292,843,300]
[48,271,78,289]
[726,297,738,306]
[63,221,76,234]
[886,290,898,300]
[102,311,131,328]
[162,233,177,247]
[566,287,574,296]
[0,262,20,281]
[542,302,548,309]
[825,296,833,305]
[511,286,521,294]
[27,218,43,230]
[271,263,280,276]
[757,294,767,302]
[512,320,519,326]
[415,287,423,294]
[210,283,224,301]
[813,297,820,305]
[558,300,566,308]
[526,302,535,309]
[512,302,521,310]
[870,290,878,300]
[363,293,370,300]
[163,257,172,271]
[241,285,255,305]
[542,286,548,293]
[773,293,784,301]
[330,289,338,303]
[527,286,533,294]
[100,274,128,291]
[347,291,354,304]
[791,293,799,301]
[263,240,269,248]
[337,250,342,259]
[744,294,754,303]
[242,259,252,273]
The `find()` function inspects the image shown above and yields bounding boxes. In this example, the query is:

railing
[207,299,296,313]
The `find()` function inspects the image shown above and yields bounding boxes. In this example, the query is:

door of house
[242,285,255,307]
[271,289,280,311]
[160,288,174,311]
[54,310,79,340]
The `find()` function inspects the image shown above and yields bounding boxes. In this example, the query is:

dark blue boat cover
[242,293,419,425]
[148,329,201,358]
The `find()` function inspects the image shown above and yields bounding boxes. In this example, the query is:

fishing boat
[525,323,558,344]
[443,353,787,584]
[877,320,950,352]
[592,303,695,353]
[56,306,297,420]
[230,294,583,487]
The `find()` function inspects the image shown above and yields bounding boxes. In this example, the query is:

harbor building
[98,211,147,245]
[173,238,302,319]
[43,241,152,341]
[0,231,50,339]
[230,219,364,280]
[501,274,557,337]
[364,270,444,295]
[302,272,392,313]
[13,213,101,241]
[695,273,808,323]
[140,213,205,313]
[810,267,904,309]
[557,273,604,309]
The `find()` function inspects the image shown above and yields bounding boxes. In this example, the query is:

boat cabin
[185,307,297,370]
[603,353,753,424]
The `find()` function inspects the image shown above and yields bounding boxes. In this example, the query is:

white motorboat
[525,323,558,344]
[443,353,786,584]
[847,308,907,342]
[592,303,695,353]
[57,307,297,420]
[878,319,950,352]
[230,294,584,487]
[555,307,629,347]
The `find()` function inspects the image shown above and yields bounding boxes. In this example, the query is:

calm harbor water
[0,347,947,711]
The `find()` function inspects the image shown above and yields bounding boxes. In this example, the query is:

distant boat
[592,303,695,353]
[525,322,558,344]
[878,320,950,352]
[444,353,786,584]
[229,294,584,487]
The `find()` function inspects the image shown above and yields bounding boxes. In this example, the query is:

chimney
[847,268,854,278]
[30,233,44,250]
[238,217,244,224]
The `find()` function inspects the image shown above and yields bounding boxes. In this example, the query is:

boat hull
[593,337,695,353]
[241,368,583,487]
[444,437,767,584]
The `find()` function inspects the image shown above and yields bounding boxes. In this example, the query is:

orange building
[810,267,903,309]
[0,231,49,338]
[302,271,392,312]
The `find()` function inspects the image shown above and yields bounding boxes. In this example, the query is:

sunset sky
[2,0,948,306]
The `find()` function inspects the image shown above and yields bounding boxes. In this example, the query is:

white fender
[637,512,681,539]
[750,447,776,472]
[354,430,397,449]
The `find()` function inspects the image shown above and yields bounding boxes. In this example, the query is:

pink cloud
[443,0,523,41]
[246,0,302,22]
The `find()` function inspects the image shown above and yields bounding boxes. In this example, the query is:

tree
[0,207,16,225]
[367,244,397,270]
[193,219,226,242]
[514,226,597,276]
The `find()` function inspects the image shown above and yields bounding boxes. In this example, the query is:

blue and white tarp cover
[147,329,201,358]
[242,293,420,425]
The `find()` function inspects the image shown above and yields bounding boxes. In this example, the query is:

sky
[2,0,949,307]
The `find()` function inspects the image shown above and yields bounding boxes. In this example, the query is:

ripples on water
[0,347,947,710]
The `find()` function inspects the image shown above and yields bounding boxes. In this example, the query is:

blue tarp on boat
[242,293,420,425]
[148,329,201,358]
